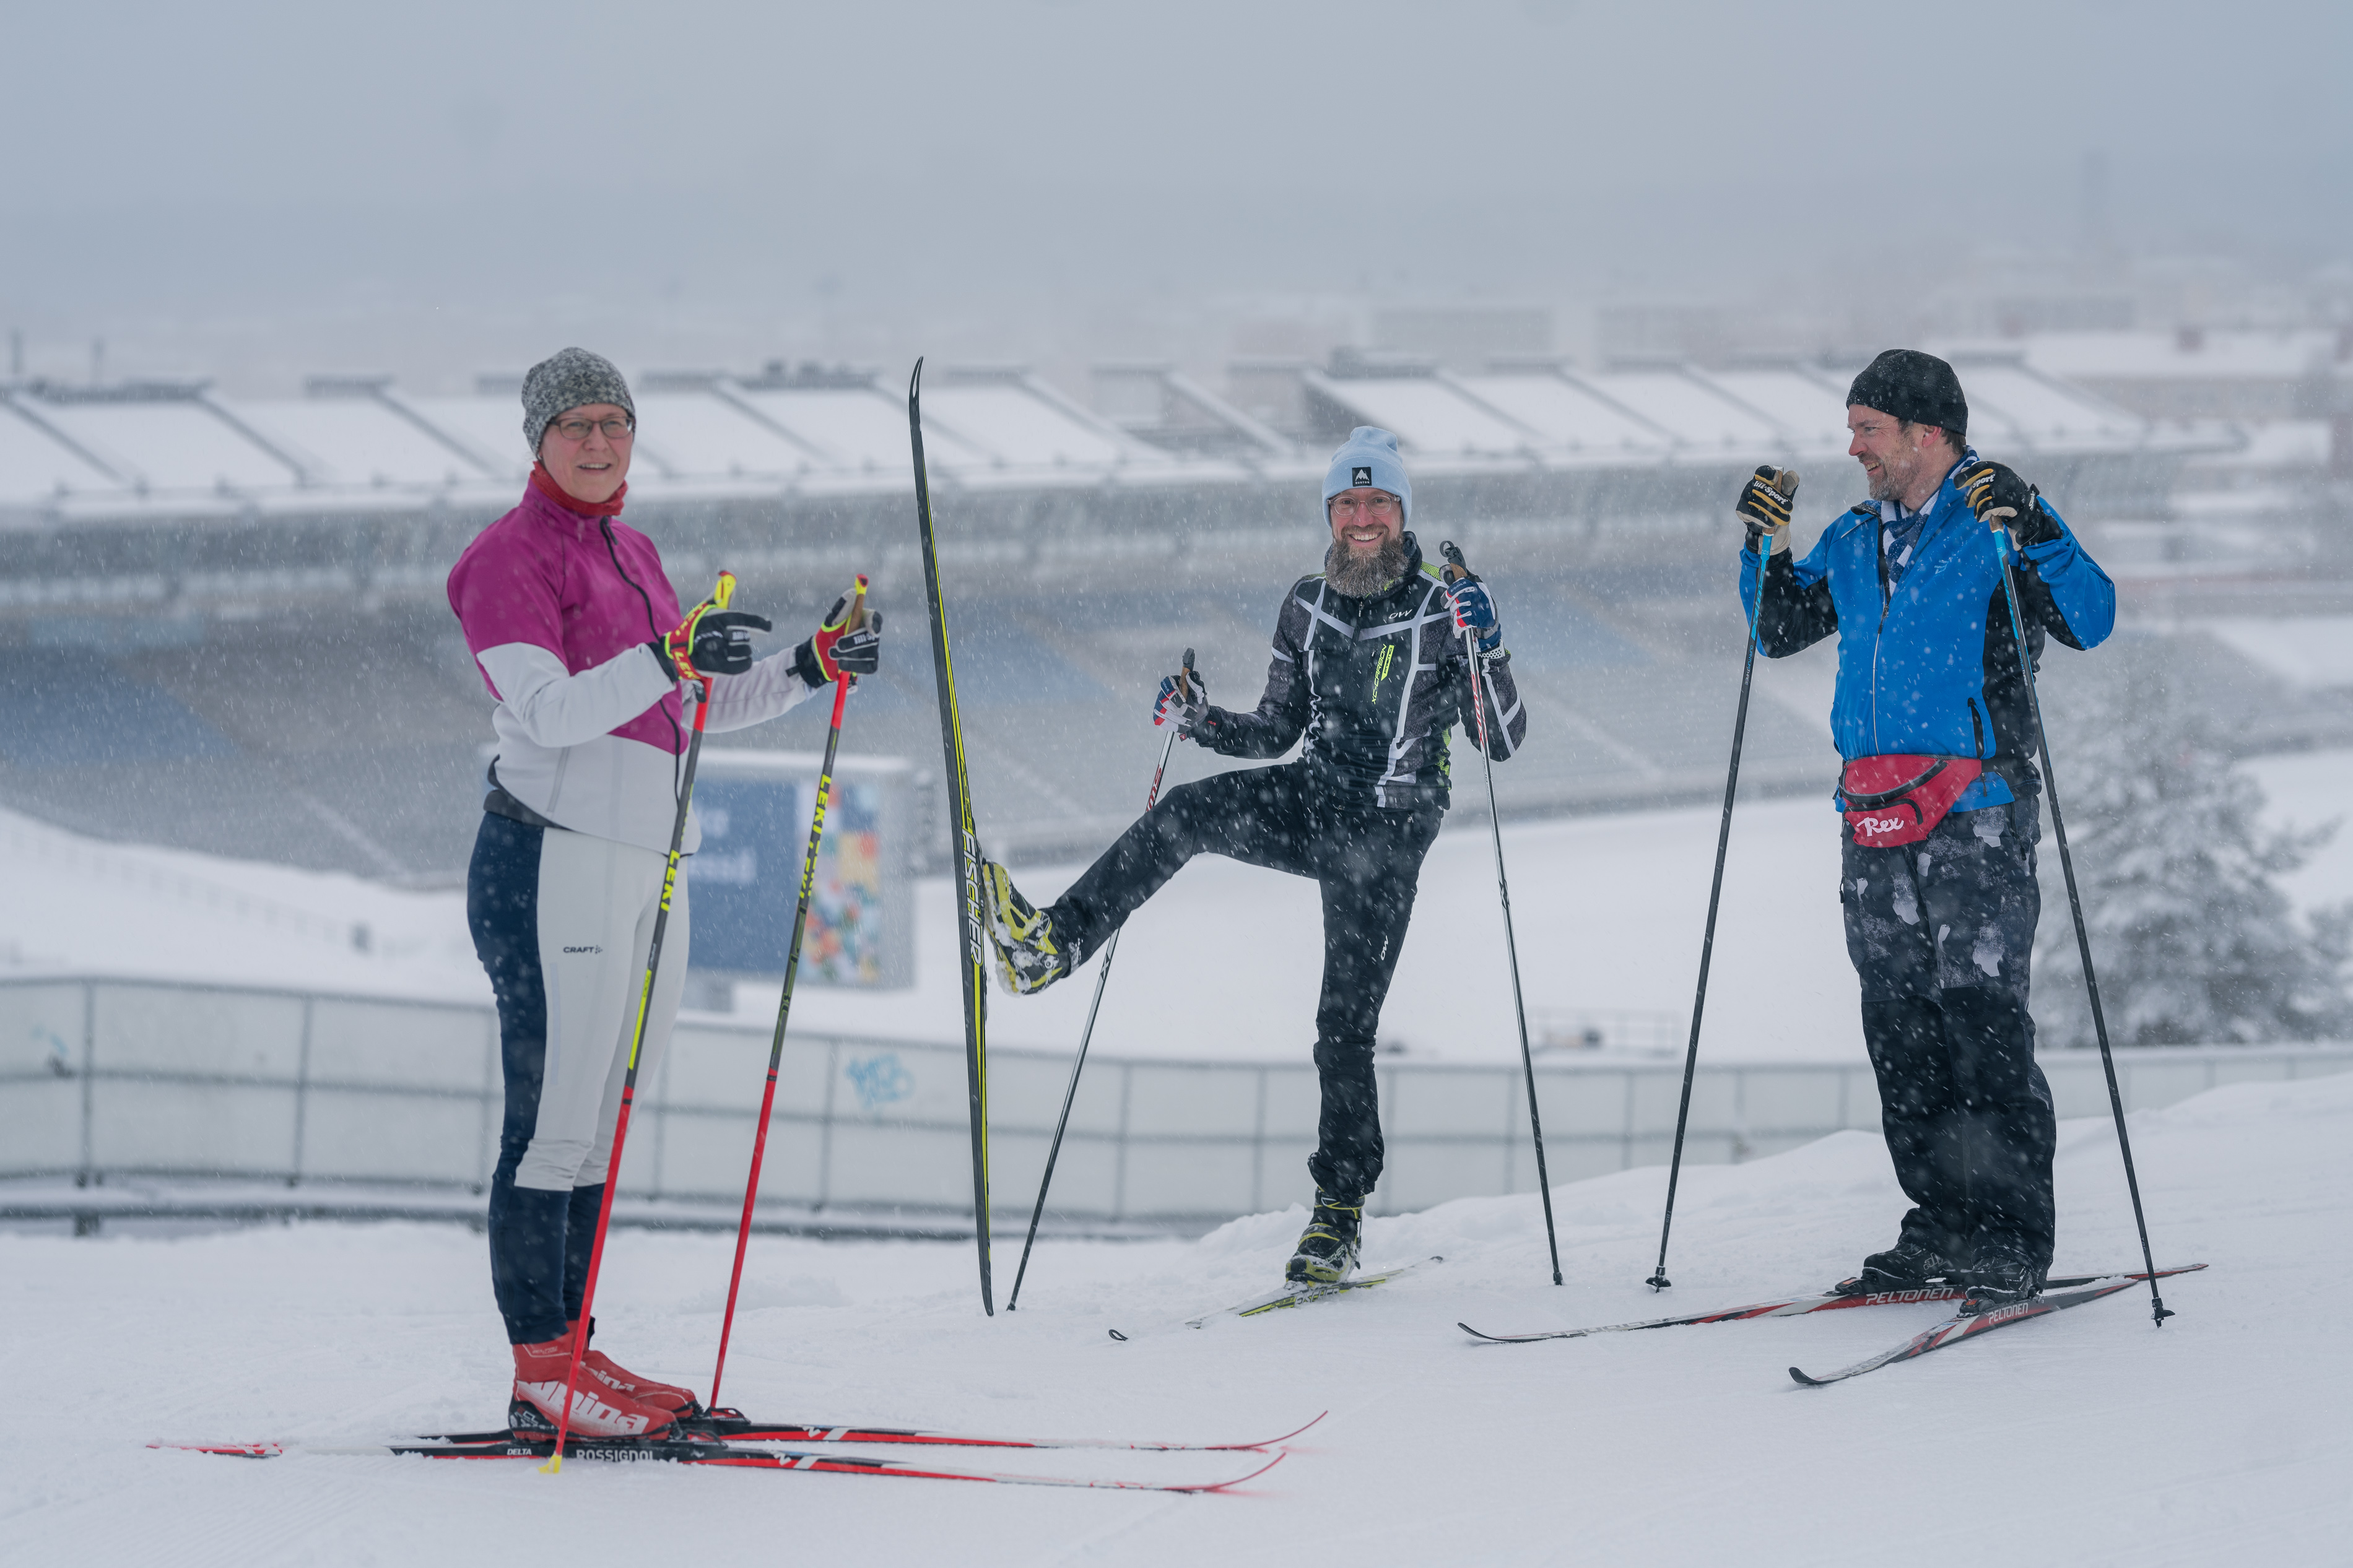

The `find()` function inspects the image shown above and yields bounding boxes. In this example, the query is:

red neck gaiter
[529,461,628,518]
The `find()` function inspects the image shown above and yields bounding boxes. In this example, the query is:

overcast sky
[4,0,2347,385]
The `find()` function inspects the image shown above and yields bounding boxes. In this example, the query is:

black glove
[1734,465,1798,553]
[1153,667,1209,738]
[651,603,771,681]
[1960,461,2059,547]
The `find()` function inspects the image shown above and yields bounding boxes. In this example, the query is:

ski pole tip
[539,1454,563,1475]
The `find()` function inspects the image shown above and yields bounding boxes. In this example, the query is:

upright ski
[1460,1265,2206,1345]
[1190,1257,1445,1328]
[909,358,994,1314]
[1788,1265,2208,1387]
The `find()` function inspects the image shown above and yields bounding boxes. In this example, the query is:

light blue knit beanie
[1321,426,1412,527]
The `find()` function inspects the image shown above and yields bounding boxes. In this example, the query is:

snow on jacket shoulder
[446,483,820,854]
[1736,451,2115,811]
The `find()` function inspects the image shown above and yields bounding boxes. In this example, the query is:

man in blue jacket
[1738,349,2116,1314]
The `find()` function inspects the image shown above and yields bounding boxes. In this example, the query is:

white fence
[4,975,2349,1228]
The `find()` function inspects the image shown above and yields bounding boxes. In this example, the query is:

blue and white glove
[1446,578,1503,656]
[1153,669,1209,737]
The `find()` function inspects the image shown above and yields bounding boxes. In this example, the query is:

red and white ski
[150,1432,1285,1492]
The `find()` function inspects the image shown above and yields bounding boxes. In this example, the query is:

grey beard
[1325,534,1407,597]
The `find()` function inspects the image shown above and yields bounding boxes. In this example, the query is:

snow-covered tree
[2029,650,2353,1048]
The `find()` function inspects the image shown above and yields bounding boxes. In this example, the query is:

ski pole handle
[1177,646,1196,702]
[1439,540,1472,584]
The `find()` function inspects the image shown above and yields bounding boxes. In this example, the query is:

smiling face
[1846,405,1959,509]
[1327,486,1404,555]
[537,402,635,505]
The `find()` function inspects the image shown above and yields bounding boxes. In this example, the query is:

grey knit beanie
[521,347,635,456]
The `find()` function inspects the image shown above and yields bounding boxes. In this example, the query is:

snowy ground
[5,749,2349,1065]
[10,1071,2347,1567]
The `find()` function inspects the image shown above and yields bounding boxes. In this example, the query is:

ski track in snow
[7,1073,2349,1566]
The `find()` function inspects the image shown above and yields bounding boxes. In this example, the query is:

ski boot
[980,860,1072,995]
[1831,1241,1954,1297]
[510,1331,679,1439]
[1958,1258,2045,1317]
[572,1317,702,1414]
[1285,1191,1364,1286]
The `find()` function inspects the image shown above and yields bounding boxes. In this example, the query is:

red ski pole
[709,577,868,1411]
[543,573,731,1473]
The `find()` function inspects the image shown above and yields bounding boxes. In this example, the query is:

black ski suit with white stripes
[1047,534,1527,1200]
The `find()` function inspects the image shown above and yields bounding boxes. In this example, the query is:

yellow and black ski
[907,359,994,1313]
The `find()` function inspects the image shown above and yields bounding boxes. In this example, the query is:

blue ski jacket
[1738,453,2115,812]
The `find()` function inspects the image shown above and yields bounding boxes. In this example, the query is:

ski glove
[1960,461,2059,547]
[651,574,770,682]
[1154,669,1209,737]
[1445,576,1503,656]
[794,585,882,686]
[1734,464,1797,553]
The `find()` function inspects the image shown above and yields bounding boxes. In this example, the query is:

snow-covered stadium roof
[0,365,1224,524]
[0,353,2216,528]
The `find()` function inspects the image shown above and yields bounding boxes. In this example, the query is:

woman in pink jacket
[446,348,880,1438]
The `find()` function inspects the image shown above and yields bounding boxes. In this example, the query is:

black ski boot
[1959,1258,2045,1316]
[1286,1192,1364,1285]
[1832,1241,1954,1296]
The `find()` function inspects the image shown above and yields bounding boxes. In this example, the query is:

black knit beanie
[1846,350,1967,441]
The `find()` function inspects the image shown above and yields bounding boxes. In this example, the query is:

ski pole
[1986,507,2172,1327]
[1647,467,1798,1293]
[1006,649,1193,1312]
[1438,542,1560,1287]
[709,577,869,1411]
[543,572,733,1473]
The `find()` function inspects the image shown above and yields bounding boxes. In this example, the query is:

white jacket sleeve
[476,641,677,750]
[695,648,823,734]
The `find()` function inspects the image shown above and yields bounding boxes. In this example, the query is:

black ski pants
[1049,761,1443,1201]
[1841,799,2056,1275]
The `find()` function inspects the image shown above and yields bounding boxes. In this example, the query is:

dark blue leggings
[468,813,601,1345]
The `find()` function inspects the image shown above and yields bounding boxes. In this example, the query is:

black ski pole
[1647,467,1798,1293]
[1986,505,2172,1327]
[1006,649,1194,1311]
[711,578,869,1409]
[544,571,734,1471]
[1439,542,1560,1286]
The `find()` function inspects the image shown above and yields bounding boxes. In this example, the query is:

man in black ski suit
[981,425,1526,1286]
[1739,350,2116,1315]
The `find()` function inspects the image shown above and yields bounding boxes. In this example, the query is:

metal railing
[4,974,2348,1229]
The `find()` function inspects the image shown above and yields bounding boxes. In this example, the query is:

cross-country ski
[1188,1258,1448,1328]
[152,1434,1284,1492]
[1787,1270,2211,1388]
[1460,1265,2209,1345]
[159,1408,1324,1456]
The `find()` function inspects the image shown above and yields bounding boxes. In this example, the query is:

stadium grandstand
[2,350,2342,886]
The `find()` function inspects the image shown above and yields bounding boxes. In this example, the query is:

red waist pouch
[1840,755,1983,847]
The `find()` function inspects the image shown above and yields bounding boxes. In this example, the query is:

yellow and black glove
[1960,461,2059,547]
[1734,465,1799,553]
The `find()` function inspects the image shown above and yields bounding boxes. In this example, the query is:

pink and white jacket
[446,479,818,854]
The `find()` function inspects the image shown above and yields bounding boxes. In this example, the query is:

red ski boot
[572,1318,702,1415]
[510,1333,679,1439]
